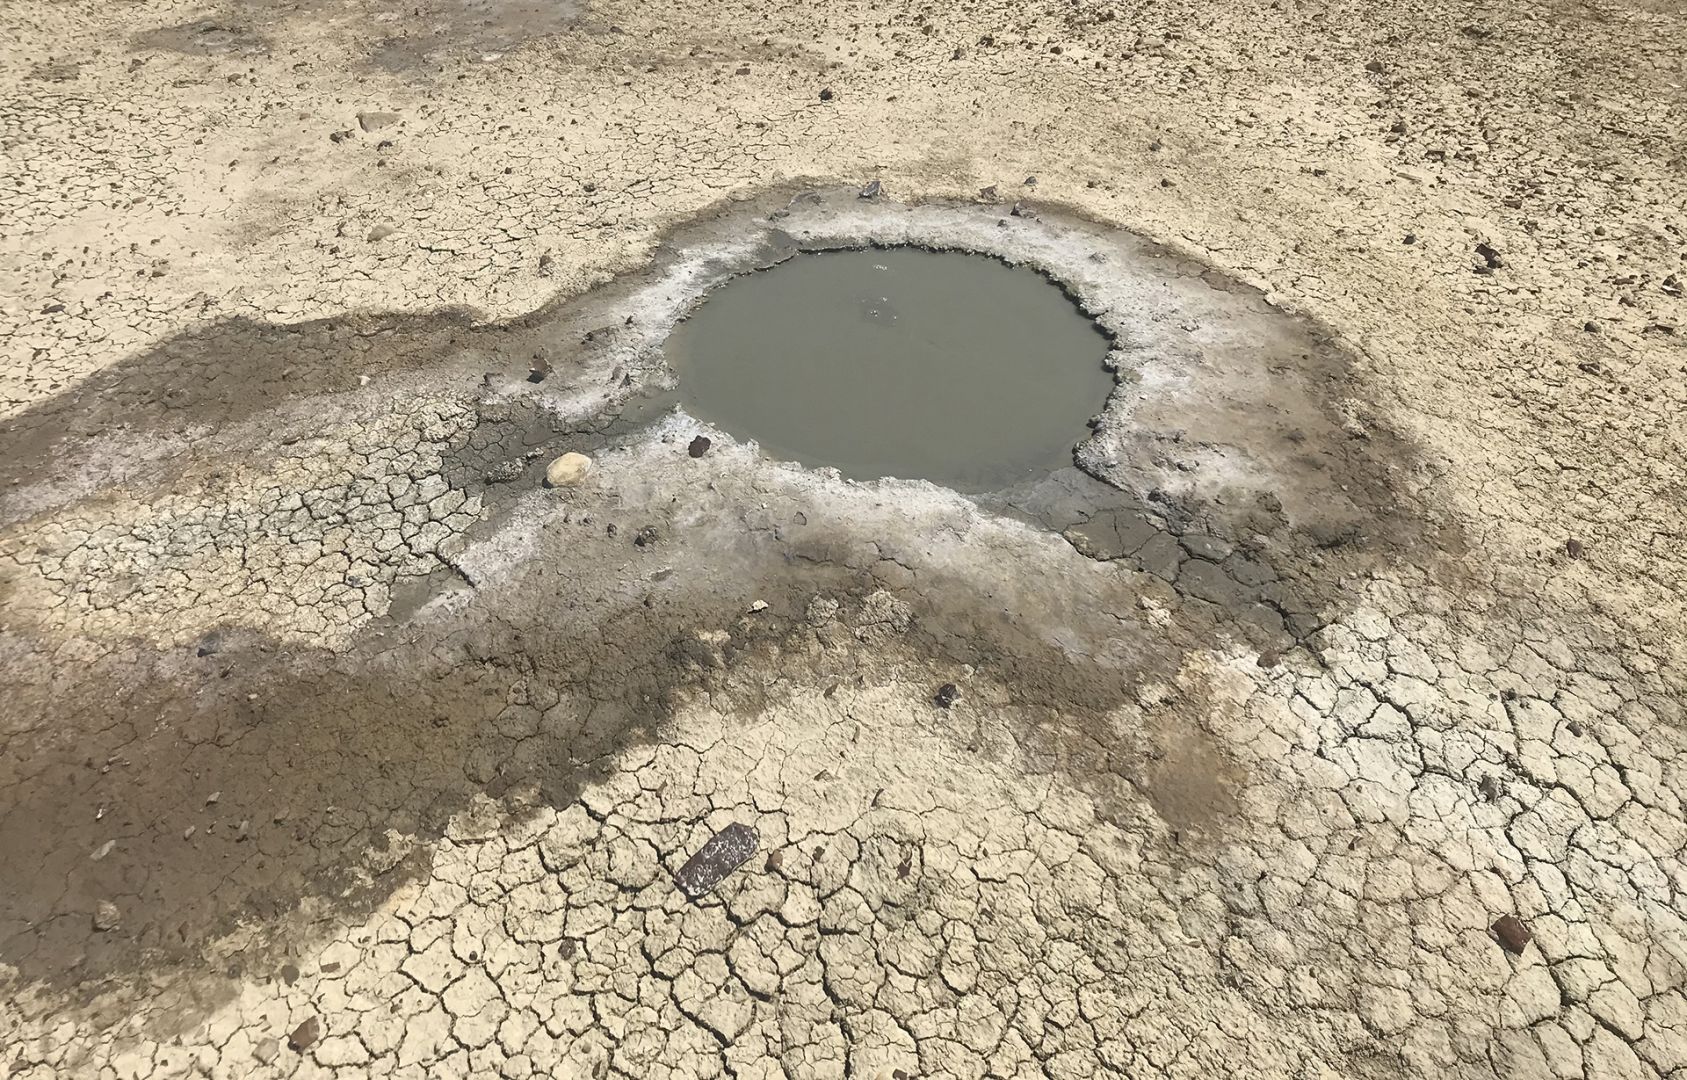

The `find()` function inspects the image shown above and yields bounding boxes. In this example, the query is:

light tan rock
[544,453,593,488]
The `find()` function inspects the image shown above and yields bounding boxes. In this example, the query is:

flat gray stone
[674,823,758,898]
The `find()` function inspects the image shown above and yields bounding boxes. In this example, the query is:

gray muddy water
[665,248,1115,491]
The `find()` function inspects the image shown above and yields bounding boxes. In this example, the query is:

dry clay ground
[2,0,1687,1077]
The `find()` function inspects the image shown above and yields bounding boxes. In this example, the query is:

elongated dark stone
[674,823,758,899]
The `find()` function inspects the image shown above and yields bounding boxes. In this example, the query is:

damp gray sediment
[663,247,1116,492]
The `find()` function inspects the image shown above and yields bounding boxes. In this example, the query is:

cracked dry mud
[2,1,1686,1078]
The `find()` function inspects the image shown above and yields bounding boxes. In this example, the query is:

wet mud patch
[433,389,675,516]
[367,0,583,71]
[131,19,270,57]
[985,467,1326,656]
[129,0,580,71]
[0,187,1465,678]
[0,309,486,505]
[0,186,1470,1032]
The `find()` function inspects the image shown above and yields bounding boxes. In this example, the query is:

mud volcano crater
[665,246,1116,492]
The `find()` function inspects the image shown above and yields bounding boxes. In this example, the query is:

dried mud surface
[2,0,1685,1078]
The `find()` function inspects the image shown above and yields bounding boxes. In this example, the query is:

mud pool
[664,248,1115,491]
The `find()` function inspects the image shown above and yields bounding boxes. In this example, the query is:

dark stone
[935,683,960,709]
[195,631,223,657]
[979,184,998,200]
[858,179,881,199]
[1475,241,1503,269]
[819,87,834,101]
[633,526,659,548]
[1565,538,1584,559]
[1364,60,1384,73]
[287,1016,320,1052]
[674,823,759,899]
[688,435,711,458]
[280,963,299,985]
[1492,914,1531,954]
